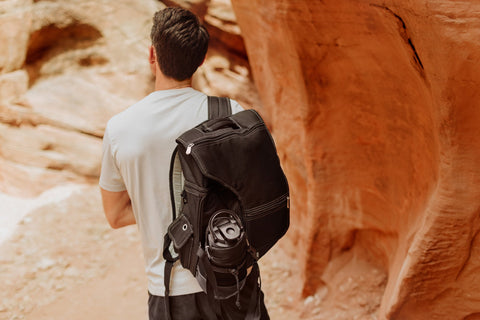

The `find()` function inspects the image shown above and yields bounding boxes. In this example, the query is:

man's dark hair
[150,7,209,81]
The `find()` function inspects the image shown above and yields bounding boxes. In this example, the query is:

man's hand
[100,188,136,229]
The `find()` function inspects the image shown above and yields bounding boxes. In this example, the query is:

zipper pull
[186,143,194,155]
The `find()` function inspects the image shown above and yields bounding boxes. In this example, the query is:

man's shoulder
[106,93,155,130]
[228,98,244,114]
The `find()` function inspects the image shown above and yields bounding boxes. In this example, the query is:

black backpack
[163,96,290,319]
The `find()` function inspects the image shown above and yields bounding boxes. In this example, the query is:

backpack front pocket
[244,193,290,257]
[168,214,193,250]
[167,214,194,270]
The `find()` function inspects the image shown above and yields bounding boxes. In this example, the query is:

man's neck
[155,74,192,91]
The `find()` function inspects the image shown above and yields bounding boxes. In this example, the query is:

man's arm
[100,188,136,229]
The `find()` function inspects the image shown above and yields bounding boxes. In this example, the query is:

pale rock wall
[0,0,159,195]
[0,0,258,196]
[231,0,480,319]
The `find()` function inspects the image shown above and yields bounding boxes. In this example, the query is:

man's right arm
[100,188,136,229]
[99,125,133,229]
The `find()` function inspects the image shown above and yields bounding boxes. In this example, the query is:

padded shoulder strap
[208,96,232,119]
[169,146,184,221]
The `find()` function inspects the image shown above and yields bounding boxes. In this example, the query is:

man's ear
[149,46,156,75]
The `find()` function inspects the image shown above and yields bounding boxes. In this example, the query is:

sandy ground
[0,185,86,244]
[0,183,301,320]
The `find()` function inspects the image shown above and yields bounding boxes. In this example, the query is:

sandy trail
[0,184,147,320]
[0,185,86,244]
[0,184,299,320]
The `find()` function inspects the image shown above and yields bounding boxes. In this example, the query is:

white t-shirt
[99,87,243,296]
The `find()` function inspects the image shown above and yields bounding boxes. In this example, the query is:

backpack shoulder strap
[208,96,232,119]
[169,146,183,221]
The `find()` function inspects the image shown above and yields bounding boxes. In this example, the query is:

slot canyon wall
[1,0,480,319]
[230,0,480,319]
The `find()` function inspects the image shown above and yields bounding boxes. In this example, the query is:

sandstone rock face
[231,0,480,319]
[0,1,260,318]
[0,0,257,196]
[0,0,159,195]
[0,0,32,74]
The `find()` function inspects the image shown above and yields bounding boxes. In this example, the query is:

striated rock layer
[0,0,258,195]
[231,0,480,319]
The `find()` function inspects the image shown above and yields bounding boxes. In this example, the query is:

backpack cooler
[163,97,290,319]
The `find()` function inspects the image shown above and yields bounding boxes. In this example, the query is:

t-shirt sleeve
[99,126,126,192]
[228,99,245,114]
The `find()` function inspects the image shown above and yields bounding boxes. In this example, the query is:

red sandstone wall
[231,1,480,319]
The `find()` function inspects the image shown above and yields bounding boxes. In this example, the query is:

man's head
[150,7,209,81]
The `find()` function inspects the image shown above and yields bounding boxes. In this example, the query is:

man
[99,7,269,320]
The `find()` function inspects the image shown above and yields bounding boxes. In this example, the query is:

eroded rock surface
[0,0,258,195]
[231,0,480,319]
[0,1,262,319]
[0,0,258,207]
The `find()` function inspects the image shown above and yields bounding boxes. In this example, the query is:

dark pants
[148,272,270,320]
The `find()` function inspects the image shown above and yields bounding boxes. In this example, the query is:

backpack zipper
[244,193,289,221]
[186,143,194,155]
[181,123,265,155]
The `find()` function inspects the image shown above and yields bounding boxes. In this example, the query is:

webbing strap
[163,233,178,320]
[163,260,174,320]
[245,262,261,320]
[208,96,232,119]
[198,247,223,319]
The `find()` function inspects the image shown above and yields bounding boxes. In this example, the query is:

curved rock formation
[0,0,257,195]
[231,0,480,319]
[0,1,261,318]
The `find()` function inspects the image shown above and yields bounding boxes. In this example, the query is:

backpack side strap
[208,96,232,119]
[162,233,178,320]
